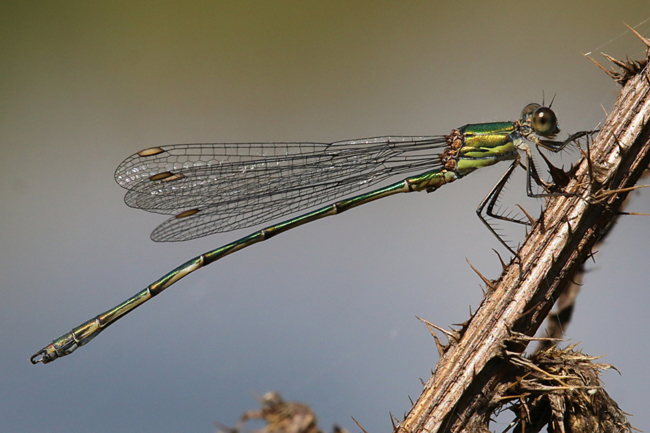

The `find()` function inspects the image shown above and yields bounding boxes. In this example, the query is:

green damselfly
[31,103,590,364]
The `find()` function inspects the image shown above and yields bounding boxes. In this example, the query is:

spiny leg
[527,130,599,199]
[476,157,529,256]
[525,151,556,198]
[537,130,598,153]
[477,131,598,256]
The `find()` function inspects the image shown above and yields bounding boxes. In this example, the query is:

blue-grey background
[2,2,649,432]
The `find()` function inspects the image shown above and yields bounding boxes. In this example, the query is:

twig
[400,47,649,433]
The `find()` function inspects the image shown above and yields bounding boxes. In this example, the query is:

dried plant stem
[399,50,650,432]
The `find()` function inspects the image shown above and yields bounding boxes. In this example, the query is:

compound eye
[531,106,559,137]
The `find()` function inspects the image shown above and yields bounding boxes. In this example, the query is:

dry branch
[398,46,650,432]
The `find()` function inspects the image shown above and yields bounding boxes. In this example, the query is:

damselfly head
[520,103,560,138]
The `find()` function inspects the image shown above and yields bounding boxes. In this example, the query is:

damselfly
[31,103,590,364]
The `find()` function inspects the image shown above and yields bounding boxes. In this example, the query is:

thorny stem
[398,46,650,432]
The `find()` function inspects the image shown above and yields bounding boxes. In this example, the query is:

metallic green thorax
[455,122,519,175]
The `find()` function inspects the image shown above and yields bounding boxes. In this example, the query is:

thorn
[610,131,625,153]
[352,417,370,433]
[586,46,648,85]
[508,331,566,344]
[453,318,471,330]
[415,315,436,339]
[466,257,495,290]
[604,51,649,84]
[408,395,413,406]
[419,378,425,387]
[594,185,650,203]
[567,161,579,179]
[537,149,571,188]
[585,248,598,263]
[516,204,537,226]
[618,211,650,216]
[624,22,650,48]
[416,316,458,342]
[491,248,510,270]
[584,53,619,80]
[600,104,609,117]
[390,414,402,432]
[601,52,631,70]
[433,334,446,357]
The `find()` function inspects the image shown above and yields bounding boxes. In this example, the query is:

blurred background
[2,1,649,432]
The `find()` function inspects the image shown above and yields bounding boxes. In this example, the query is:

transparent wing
[114,136,448,241]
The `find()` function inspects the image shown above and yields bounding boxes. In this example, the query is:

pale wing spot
[138,147,165,157]
[175,209,200,219]
[149,172,174,181]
